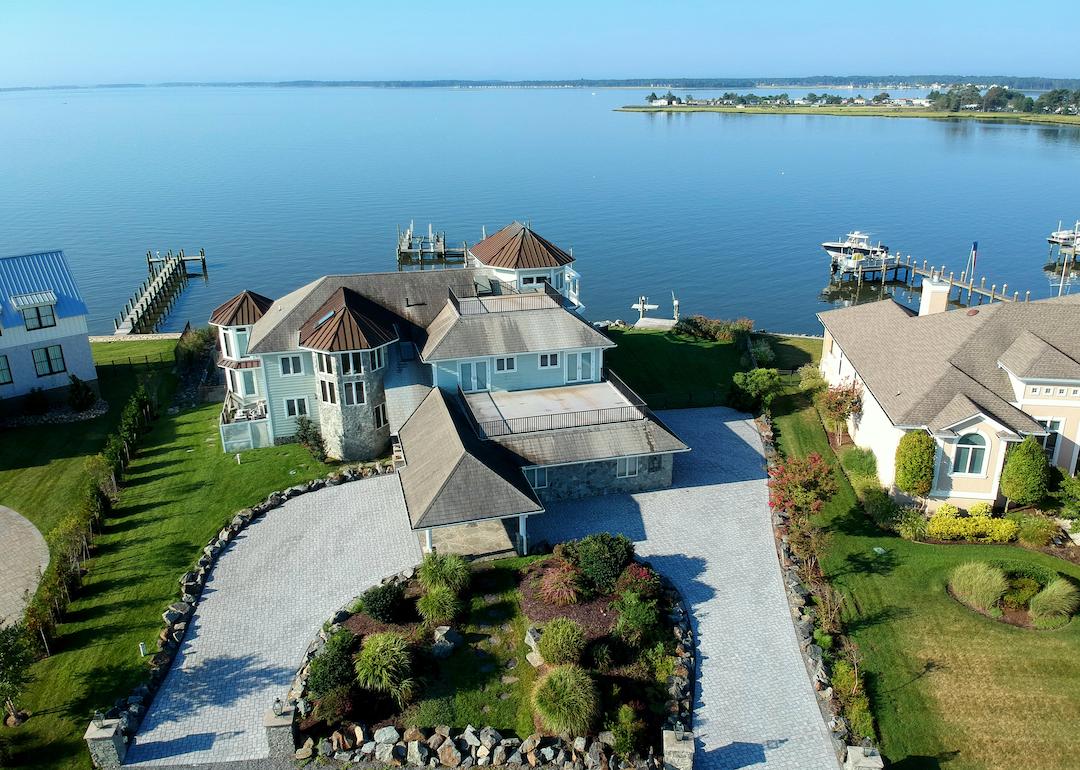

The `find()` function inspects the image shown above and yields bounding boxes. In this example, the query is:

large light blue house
[0,250,97,411]
[209,223,688,549]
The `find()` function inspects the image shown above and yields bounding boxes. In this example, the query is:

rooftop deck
[462,375,646,438]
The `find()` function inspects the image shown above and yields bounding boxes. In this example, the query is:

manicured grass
[772,391,1080,770]
[91,339,177,366]
[5,400,331,768]
[758,334,822,372]
[617,104,1080,127]
[604,328,743,409]
[406,558,539,737]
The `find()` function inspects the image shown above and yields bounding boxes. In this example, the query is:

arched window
[952,433,986,475]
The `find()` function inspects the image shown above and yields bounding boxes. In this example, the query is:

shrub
[569,533,634,594]
[896,507,928,541]
[531,665,598,736]
[295,414,328,462]
[949,562,1007,611]
[418,552,470,594]
[829,658,873,738]
[731,368,782,412]
[614,562,662,600]
[354,632,414,707]
[798,362,826,394]
[1000,436,1049,508]
[767,453,838,518]
[968,502,993,517]
[23,387,48,416]
[642,640,675,681]
[538,618,587,665]
[307,630,357,698]
[894,431,935,497]
[927,508,1018,543]
[845,694,875,740]
[674,315,753,343]
[607,703,646,758]
[67,374,97,411]
[360,582,405,623]
[539,562,583,606]
[1002,577,1041,610]
[589,642,614,672]
[1057,473,1080,519]
[750,338,775,366]
[817,384,863,447]
[862,486,900,529]
[840,447,877,480]
[314,684,353,726]
[1028,578,1080,621]
[613,591,661,648]
[417,585,461,626]
[1017,516,1058,547]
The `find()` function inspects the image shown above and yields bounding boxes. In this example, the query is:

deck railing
[220,395,268,425]
[449,282,570,315]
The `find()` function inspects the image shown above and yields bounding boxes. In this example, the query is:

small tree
[767,453,838,519]
[817,384,862,447]
[1000,436,1050,511]
[0,623,35,723]
[295,415,327,462]
[731,368,782,413]
[894,431,936,498]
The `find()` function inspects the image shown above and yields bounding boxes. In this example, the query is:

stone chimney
[918,272,951,316]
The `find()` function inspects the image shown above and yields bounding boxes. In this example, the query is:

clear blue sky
[1,0,1074,87]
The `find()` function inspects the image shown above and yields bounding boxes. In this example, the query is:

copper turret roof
[209,290,274,327]
[298,286,398,352]
[469,222,575,269]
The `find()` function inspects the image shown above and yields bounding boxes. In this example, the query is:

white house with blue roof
[0,250,97,409]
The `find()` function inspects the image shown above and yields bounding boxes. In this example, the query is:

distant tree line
[928,84,1080,114]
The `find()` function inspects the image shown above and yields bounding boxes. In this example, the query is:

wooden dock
[396,223,467,269]
[834,253,1030,304]
[113,249,207,335]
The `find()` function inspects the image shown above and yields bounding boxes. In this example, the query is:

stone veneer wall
[318,366,390,461]
[536,453,674,503]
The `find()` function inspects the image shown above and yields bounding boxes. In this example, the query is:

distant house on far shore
[0,250,97,412]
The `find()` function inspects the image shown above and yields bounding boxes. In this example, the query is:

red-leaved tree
[817,384,863,447]
[767,453,839,519]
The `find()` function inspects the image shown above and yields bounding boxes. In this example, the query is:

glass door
[566,352,580,383]
[460,361,489,392]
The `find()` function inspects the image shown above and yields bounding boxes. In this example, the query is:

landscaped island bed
[289,542,692,765]
[617,104,1080,126]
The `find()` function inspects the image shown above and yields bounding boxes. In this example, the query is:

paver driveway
[125,475,421,766]
[0,505,49,625]
[531,407,838,770]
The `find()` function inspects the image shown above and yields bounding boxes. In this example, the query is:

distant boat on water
[821,231,889,271]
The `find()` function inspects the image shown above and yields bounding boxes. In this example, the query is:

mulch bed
[518,559,617,639]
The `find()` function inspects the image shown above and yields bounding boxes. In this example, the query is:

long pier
[113,249,207,335]
[834,253,1030,304]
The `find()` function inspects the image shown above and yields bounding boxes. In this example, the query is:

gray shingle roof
[818,294,1080,434]
[998,330,1080,380]
[421,306,614,361]
[397,388,543,529]
[491,411,689,466]
[246,269,487,355]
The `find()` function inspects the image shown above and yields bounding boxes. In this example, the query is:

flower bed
[947,560,1080,630]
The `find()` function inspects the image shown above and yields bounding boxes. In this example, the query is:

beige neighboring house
[818,275,1080,509]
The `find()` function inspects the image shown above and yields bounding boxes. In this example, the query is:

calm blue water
[1,86,1078,335]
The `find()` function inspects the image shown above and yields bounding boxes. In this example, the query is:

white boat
[821,231,890,271]
[1048,224,1078,247]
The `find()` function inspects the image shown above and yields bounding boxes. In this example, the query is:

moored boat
[821,231,889,271]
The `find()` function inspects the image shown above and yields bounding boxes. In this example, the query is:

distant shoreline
[616,104,1080,127]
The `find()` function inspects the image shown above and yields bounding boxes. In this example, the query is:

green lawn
[756,334,822,372]
[772,390,1080,770]
[5,382,330,767]
[90,339,177,367]
[604,328,744,408]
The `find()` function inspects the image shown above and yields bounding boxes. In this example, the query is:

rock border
[0,398,109,428]
[755,412,880,767]
[91,460,397,745]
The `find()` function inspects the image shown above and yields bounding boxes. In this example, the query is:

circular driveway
[126,475,422,766]
[531,407,839,770]
[0,505,49,626]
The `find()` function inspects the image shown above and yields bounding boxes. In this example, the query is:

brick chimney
[918,272,951,316]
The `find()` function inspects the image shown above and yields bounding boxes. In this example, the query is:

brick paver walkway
[531,407,839,770]
[125,476,421,766]
[0,505,49,626]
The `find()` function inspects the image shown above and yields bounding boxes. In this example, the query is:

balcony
[450,282,573,316]
[220,396,268,425]
[460,370,647,439]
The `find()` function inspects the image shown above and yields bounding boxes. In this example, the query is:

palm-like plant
[354,632,414,707]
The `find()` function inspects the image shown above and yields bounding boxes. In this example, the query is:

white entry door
[460,360,489,392]
[565,351,594,383]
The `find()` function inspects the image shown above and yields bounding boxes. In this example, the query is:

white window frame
[1034,417,1064,463]
[616,457,638,478]
[494,356,517,373]
[459,359,490,392]
[565,350,595,384]
[240,369,257,397]
[317,353,334,374]
[235,327,250,358]
[280,355,303,376]
[319,379,337,404]
[0,354,11,385]
[1043,387,1053,395]
[373,402,388,429]
[950,432,988,477]
[538,352,560,369]
[368,347,385,371]
[340,351,365,376]
[524,466,548,489]
[284,397,309,418]
[222,330,234,359]
[1030,386,1039,396]
[343,380,366,406]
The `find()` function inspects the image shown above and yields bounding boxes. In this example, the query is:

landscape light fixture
[272,696,283,716]
[92,710,105,729]
[138,641,147,657]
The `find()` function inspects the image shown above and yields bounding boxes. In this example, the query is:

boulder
[375,725,401,744]
[492,745,508,765]
[408,740,430,766]
[427,733,446,751]
[161,602,192,625]
[524,626,542,652]
[435,725,453,737]
[526,651,545,668]
[332,729,354,752]
[353,723,369,745]
[480,727,503,749]
[596,732,615,747]
[295,736,315,760]
[540,746,556,763]
[506,750,524,766]
[520,734,541,754]
[461,725,482,748]
[573,737,588,754]
[375,743,397,765]
[358,741,377,759]
[404,726,427,743]
[439,739,464,767]
[318,738,334,757]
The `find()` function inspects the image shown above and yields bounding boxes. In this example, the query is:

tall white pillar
[424,528,434,553]
[517,515,528,555]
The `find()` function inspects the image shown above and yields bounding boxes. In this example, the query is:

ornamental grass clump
[354,632,414,707]
[417,584,461,626]
[538,562,583,606]
[613,590,661,648]
[531,665,598,736]
[417,552,471,594]
[948,562,1007,612]
[538,618,587,665]
[1028,578,1080,622]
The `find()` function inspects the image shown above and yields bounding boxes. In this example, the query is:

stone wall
[318,367,390,461]
[537,453,673,503]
